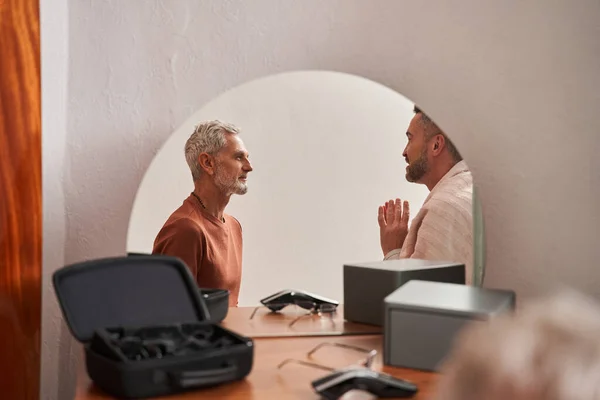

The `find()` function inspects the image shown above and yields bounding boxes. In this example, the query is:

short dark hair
[413,105,463,162]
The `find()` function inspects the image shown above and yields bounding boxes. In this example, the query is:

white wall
[127,71,430,306]
[40,0,79,400]
[41,0,600,398]
[40,0,78,399]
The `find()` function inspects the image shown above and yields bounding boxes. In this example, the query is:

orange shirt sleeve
[152,218,204,281]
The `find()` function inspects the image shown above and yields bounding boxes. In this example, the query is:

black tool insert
[91,323,242,362]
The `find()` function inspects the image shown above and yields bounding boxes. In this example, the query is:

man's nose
[244,160,253,172]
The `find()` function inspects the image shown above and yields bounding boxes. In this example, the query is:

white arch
[128,70,479,305]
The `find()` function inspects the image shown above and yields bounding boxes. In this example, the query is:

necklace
[191,192,225,223]
[191,192,207,209]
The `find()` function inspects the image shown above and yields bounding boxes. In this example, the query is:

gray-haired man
[153,120,253,306]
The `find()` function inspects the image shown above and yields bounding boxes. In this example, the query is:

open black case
[52,255,254,399]
[127,252,231,323]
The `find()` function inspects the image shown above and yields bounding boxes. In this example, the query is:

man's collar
[445,160,470,178]
[429,160,470,193]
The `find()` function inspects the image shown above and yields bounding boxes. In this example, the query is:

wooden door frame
[0,0,42,398]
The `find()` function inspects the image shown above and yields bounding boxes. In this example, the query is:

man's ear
[431,134,445,156]
[198,153,216,175]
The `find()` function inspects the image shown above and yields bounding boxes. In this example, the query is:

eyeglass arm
[307,342,378,368]
[249,306,261,320]
[277,358,336,372]
[249,302,296,320]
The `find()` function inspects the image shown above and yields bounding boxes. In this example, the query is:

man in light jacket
[377,106,474,284]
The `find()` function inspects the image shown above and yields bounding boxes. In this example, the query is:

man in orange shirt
[152,120,253,306]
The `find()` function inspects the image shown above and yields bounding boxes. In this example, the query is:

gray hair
[435,290,600,400]
[184,120,240,181]
[413,105,463,163]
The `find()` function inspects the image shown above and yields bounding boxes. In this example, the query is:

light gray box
[383,280,516,371]
[343,259,465,326]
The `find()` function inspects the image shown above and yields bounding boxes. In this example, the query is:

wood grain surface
[0,0,42,398]
[77,334,440,400]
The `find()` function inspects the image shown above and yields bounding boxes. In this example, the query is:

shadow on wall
[126,70,486,306]
[473,186,485,286]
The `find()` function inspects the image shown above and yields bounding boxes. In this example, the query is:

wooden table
[76,307,439,399]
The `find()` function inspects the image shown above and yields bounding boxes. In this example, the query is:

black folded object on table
[52,255,253,399]
[126,252,231,323]
[200,288,230,323]
[311,366,418,399]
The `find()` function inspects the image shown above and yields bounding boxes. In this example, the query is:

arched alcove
[127,70,485,305]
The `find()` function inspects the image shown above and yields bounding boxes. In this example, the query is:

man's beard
[215,163,248,195]
[405,148,429,183]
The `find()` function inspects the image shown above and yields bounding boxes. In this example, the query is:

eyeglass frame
[249,301,338,328]
[277,341,378,372]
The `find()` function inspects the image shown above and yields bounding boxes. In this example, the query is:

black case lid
[52,255,212,342]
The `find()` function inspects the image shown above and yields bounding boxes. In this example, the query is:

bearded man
[377,106,474,284]
[152,120,253,306]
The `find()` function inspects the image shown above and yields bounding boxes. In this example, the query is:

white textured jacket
[385,160,474,284]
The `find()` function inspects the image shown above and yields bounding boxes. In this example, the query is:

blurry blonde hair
[434,290,600,400]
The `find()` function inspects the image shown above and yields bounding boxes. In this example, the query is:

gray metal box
[343,259,466,326]
[383,280,516,371]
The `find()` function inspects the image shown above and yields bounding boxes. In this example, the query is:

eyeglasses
[249,300,338,328]
[277,341,378,372]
